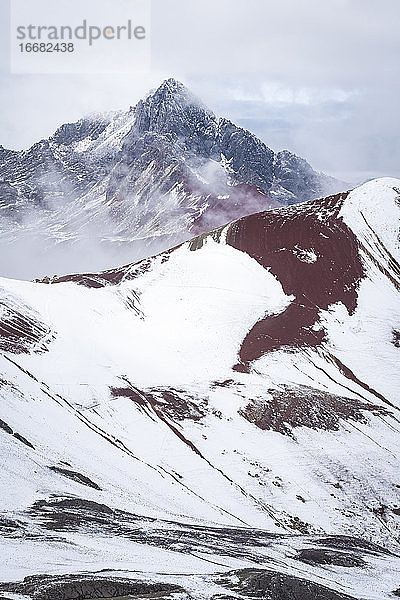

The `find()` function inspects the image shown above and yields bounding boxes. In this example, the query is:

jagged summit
[133,78,216,154]
[149,77,195,99]
[144,78,209,112]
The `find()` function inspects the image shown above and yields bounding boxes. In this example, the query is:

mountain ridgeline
[0,178,399,599]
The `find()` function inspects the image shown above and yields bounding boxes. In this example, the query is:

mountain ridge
[0,177,399,597]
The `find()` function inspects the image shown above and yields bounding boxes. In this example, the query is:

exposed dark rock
[239,385,388,435]
[283,514,312,534]
[218,118,274,192]
[110,385,207,422]
[211,379,235,388]
[27,497,384,572]
[313,535,393,555]
[0,419,12,435]
[21,498,397,596]
[13,432,35,449]
[0,290,54,354]
[0,417,35,448]
[32,497,113,516]
[0,516,22,536]
[135,79,218,158]
[50,268,130,288]
[0,573,183,600]
[392,330,400,348]
[52,118,110,146]
[296,548,365,567]
[273,149,337,204]
[28,498,115,532]
[188,224,225,251]
[216,568,356,600]
[48,466,101,490]
[26,497,281,563]
[49,252,167,289]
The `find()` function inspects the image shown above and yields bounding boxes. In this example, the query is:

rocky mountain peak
[133,79,218,156]
[51,115,113,147]
[152,77,193,99]
[0,78,346,279]
[217,118,275,192]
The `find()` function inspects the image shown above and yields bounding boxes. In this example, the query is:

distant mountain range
[0,78,344,279]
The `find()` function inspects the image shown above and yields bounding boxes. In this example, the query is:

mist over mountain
[0,78,344,279]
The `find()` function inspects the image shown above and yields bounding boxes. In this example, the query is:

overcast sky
[0,0,399,184]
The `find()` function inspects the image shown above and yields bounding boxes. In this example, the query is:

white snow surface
[0,178,399,596]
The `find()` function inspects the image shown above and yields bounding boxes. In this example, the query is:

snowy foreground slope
[0,178,400,599]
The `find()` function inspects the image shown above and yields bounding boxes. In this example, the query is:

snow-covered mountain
[0,178,399,598]
[0,78,344,280]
